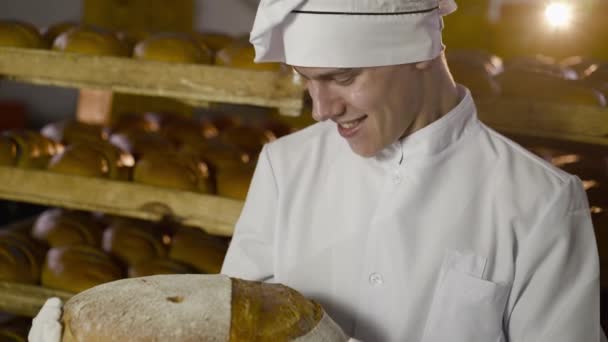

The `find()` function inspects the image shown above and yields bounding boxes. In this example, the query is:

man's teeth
[339,117,364,129]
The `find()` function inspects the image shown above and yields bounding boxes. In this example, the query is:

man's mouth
[337,115,367,138]
[338,116,367,129]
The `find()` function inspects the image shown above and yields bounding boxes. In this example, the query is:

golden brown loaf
[47,144,109,178]
[47,142,132,180]
[216,164,255,201]
[40,120,109,145]
[41,245,123,293]
[0,231,43,284]
[230,278,324,341]
[191,32,234,53]
[215,41,282,71]
[133,33,213,64]
[102,218,167,266]
[31,208,103,248]
[187,139,251,172]
[52,26,129,57]
[0,136,17,166]
[111,112,164,133]
[159,115,208,147]
[497,69,606,106]
[3,130,60,169]
[109,130,175,159]
[41,21,77,47]
[0,20,46,49]
[169,227,228,274]
[127,257,194,278]
[219,125,276,155]
[133,152,214,193]
[61,275,326,341]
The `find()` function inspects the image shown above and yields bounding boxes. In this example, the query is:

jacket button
[369,273,384,286]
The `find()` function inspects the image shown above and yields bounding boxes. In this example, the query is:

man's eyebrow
[294,68,355,80]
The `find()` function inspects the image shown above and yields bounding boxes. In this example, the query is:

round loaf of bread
[41,21,77,47]
[109,130,175,159]
[191,140,251,172]
[47,142,132,180]
[0,20,45,49]
[47,144,109,178]
[0,136,17,166]
[102,218,167,266]
[216,41,281,71]
[61,274,347,341]
[216,164,255,201]
[133,153,214,193]
[32,208,103,248]
[127,257,194,278]
[219,125,276,155]
[133,33,213,64]
[41,245,123,293]
[3,130,60,169]
[191,32,234,53]
[168,227,228,274]
[0,231,45,283]
[53,26,128,57]
[41,120,109,145]
[0,233,41,284]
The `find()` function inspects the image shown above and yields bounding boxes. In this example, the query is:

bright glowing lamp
[544,2,573,29]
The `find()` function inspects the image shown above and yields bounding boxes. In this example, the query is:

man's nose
[308,82,346,121]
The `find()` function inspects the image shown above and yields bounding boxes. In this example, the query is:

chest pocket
[421,250,510,342]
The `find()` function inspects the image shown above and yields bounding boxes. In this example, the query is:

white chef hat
[250,0,457,68]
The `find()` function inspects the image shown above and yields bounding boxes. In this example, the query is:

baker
[28,0,604,341]
[221,0,605,341]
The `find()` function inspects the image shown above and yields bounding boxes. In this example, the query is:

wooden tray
[0,47,305,116]
[0,166,243,237]
[477,98,608,147]
[0,282,73,317]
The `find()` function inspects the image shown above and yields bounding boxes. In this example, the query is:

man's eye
[334,75,354,85]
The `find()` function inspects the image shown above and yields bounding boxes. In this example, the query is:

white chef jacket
[221,87,603,342]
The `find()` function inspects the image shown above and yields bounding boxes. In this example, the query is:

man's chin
[348,142,379,158]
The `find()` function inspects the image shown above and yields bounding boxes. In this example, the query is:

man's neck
[400,60,462,139]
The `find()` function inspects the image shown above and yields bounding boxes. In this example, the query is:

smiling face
[294,64,427,157]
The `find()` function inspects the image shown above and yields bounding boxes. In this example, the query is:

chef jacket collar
[374,85,479,166]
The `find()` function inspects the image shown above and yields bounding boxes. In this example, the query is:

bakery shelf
[0,166,242,237]
[0,282,73,317]
[0,46,305,116]
[477,98,608,147]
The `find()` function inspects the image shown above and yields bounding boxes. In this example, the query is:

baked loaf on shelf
[216,164,255,201]
[169,227,228,274]
[133,152,214,193]
[32,209,103,248]
[215,41,282,71]
[0,20,46,49]
[2,131,60,169]
[52,26,129,57]
[133,33,213,64]
[61,274,347,341]
[41,245,123,293]
[0,136,17,166]
[0,231,44,284]
[101,218,168,266]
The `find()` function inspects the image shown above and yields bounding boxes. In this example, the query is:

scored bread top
[62,274,232,341]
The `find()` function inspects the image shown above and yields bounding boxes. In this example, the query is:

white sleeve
[505,176,603,341]
[221,145,278,282]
